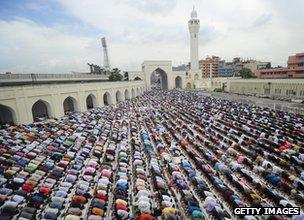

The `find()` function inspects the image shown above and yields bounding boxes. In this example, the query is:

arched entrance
[194,74,199,80]
[86,94,97,110]
[186,82,192,89]
[32,99,52,120]
[124,89,130,100]
[131,88,135,98]
[175,76,182,88]
[136,88,140,96]
[63,96,78,113]
[116,91,123,102]
[150,68,168,90]
[0,104,16,125]
[103,92,112,106]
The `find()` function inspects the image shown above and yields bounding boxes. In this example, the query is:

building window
[275,88,281,94]
[286,89,296,95]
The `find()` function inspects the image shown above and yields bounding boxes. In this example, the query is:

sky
[0,0,303,73]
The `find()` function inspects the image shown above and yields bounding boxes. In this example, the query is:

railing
[0,73,109,84]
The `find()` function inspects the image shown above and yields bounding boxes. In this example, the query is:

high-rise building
[243,60,271,73]
[228,58,243,76]
[254,53,304,79]
[199,56,220,77]
[218,60,234,77]
[188,6,200,70]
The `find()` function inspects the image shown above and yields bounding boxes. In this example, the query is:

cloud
[0,18,95,73]
[252,13,272,28]
[123,0,177,15]
[0,0,303,73]
[24,1,52,11]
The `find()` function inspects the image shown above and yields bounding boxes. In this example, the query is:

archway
[116,90,123,103]
[150,68,168,90]
[124,89,130,100]
[136,88,140,96]
[63,96,78,113]
[103,92,112,106]
[0,104,16,125]
[134,76,142,80]
[32,99,52,120]
[131,88,136,98]
[186,82,192,89]
[194,74,199,80]
[86,94,97,110]
[175,76,182,89]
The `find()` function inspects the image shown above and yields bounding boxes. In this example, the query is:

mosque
[0,7,223,125]
[129,7,226,91]
[0,8,303,125]
[0,7,304,220]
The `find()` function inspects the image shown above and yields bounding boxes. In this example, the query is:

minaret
[188,6,200,70]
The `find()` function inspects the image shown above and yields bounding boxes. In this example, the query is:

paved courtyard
[0,90,303,220]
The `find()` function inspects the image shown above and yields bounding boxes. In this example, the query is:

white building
[1,7,303,124]
[188,6,200,70]
[243,60,271,73]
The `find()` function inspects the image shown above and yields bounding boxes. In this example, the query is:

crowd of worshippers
[0,89,303,220]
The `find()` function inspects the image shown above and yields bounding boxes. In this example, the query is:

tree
[109,68,123,81]
[239,68,255,78]
[123,71,129,81]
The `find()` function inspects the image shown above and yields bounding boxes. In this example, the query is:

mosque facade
[0,8,303,124]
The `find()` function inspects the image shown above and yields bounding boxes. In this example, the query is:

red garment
[39,186,51,196]
[116,203,127,211]
[22,183,34,192]
[96,194,108,201]
[72,195,86,204]
[278,141,291,152]
[138,213,154,220]
[180,139,188,148]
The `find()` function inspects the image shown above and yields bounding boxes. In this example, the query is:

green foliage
[123,71,129,81]
[109,68,123,81]
[214,88,222,92]
[239,68,255,78]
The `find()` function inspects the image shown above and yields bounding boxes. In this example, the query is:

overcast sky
[0,0,303,73]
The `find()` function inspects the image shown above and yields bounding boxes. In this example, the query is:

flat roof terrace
[0,73,109,86]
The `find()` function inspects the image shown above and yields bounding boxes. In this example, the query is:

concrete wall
[141,60,205,90]
[2,66,303,125]
[188,76,242,91]
[142,61,173,90]
[226,78,304,99]
[0,80,145,124]
[128,71,144,81]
